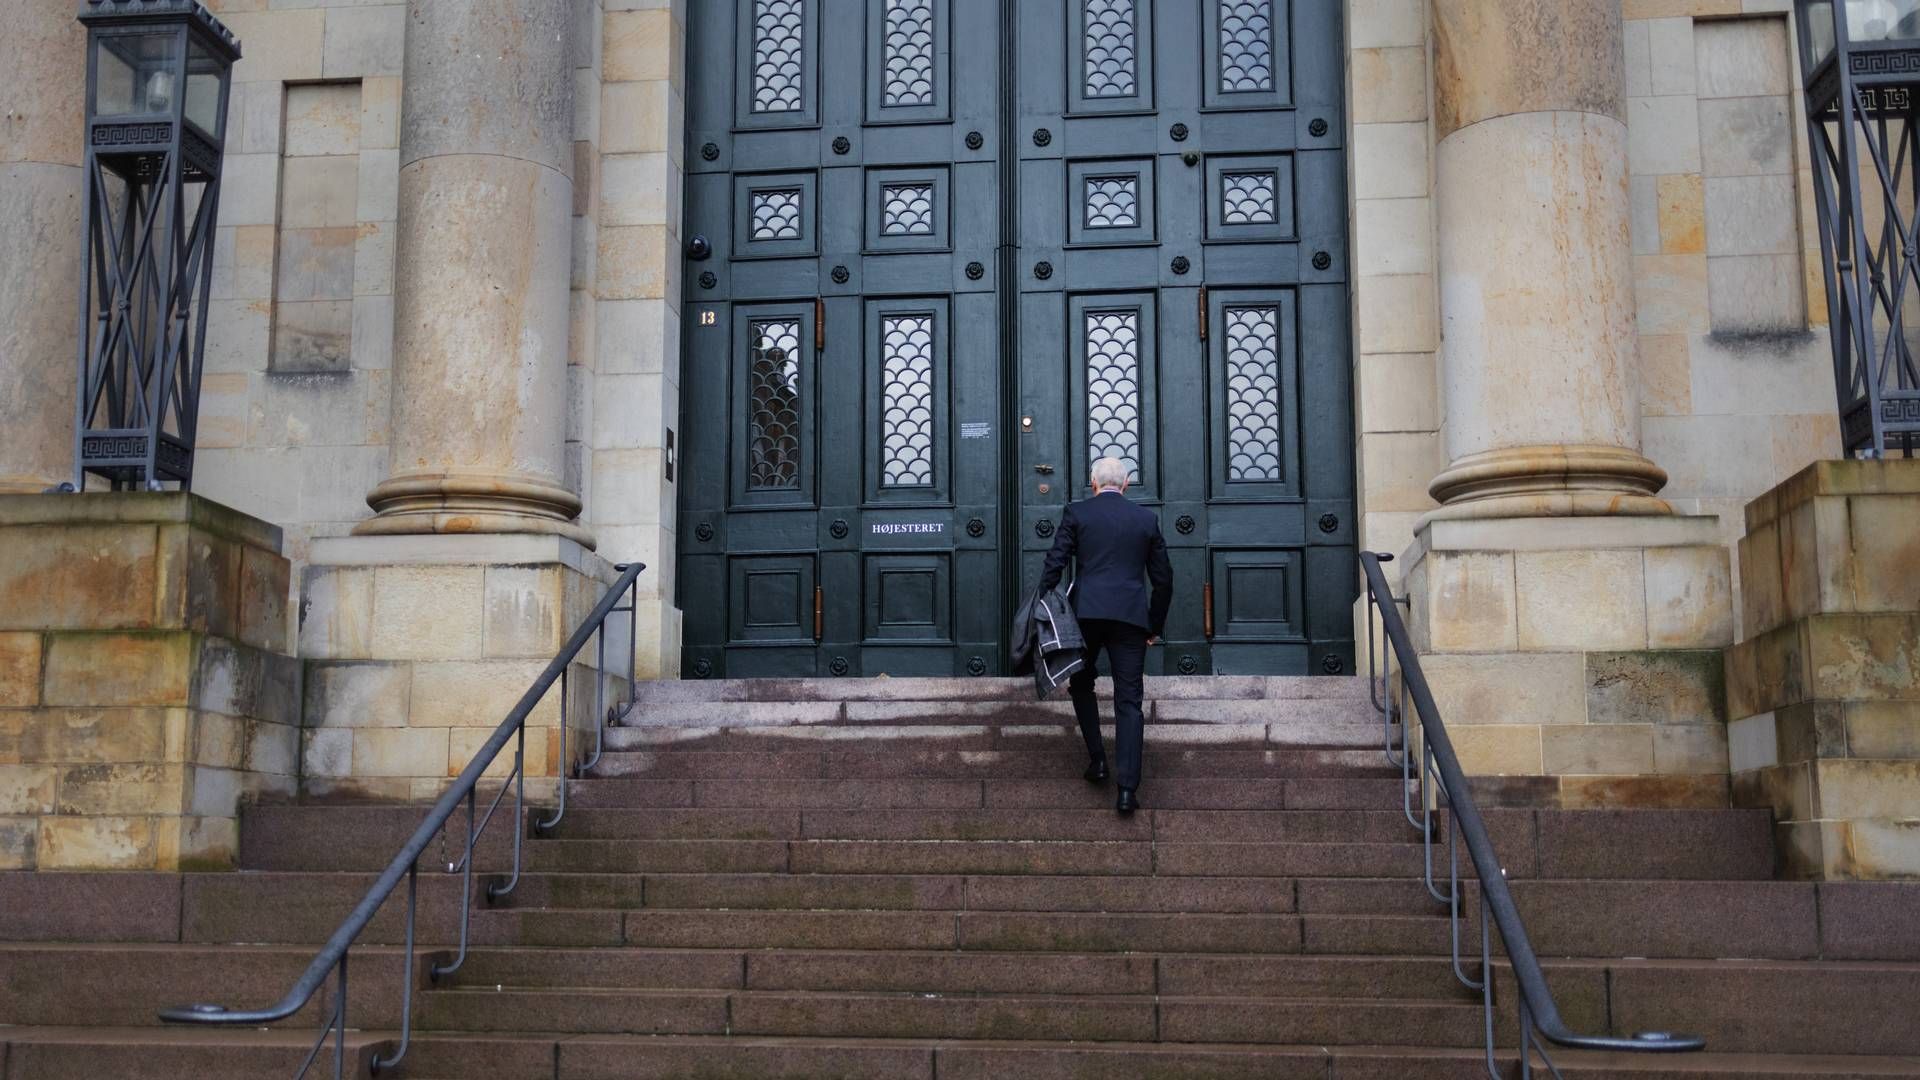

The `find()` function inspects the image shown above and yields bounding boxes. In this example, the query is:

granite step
[560,776,1412,810]
[583,748,1403,780]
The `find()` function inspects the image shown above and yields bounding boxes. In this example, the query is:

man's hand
[1146,636,1159,646]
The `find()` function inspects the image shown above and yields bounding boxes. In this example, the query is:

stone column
[0,2,85,493]
[357,0,591,547]
[1428,0,1670,519]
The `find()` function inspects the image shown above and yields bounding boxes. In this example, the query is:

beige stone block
[592,449,670,528]
[1515,550,1648,650]
[1638,333,1691,416]
[192,712,246,770]
[370,566,485,660]
[449,724,551,780]
[604,9,674,82]
[596,225,673,300]
[1769,415,1842,493]
[0,765,56,814]
[276,227,357,302]
[280,156,361,230]
[1421,552,1516,653]
[1642,414,1777,499]
[1805,614,1920,703]
[300,566,374,660]
[234,80,283,156]
[1358,353,1438,434]
[1694,16,1793,98]
[203,298,273,375]
[1356,274,1436,354]
[1627,95,1702,176]
[1699,95,1794,178]
[1542,724,1657,775]
[1843,495,1920,614]
[1653,724,1730,774]
[1845,818,1920,878]
[238,544,292,655]
[21,707,175,765]
[483,566,569,660]
[360,77,402,150]
[1354,198,1431,278]
[304,661,410,728]
[1708,253,1805,333]
[1655,174,1705,255]
[352,294,396,372]
[197,373,250,450]
[1629,174,1659,254]
[219,153,282,228]
[1705,175,1798,257]
[221,11,326,83]
[159,814,240,871]
[0,523,160,631]
[42,633,192,708]
[1733,759,1814,819]
[303,727,352,778]
[408,661,561,729]
[1727,711,1778,771]
[322,4,405,78]
[1353,123,1429,200]
[358,148,400,223]
[1349,0,1425,48]
[1359,432,1441,513]
[1420,651,1589,728]
[601,81,675,155]
[1587,649,1726,727]
[55,763,186,815]
[0,818,33,870]
[596,298,675,374]
[271,300,355,374]
[283,82,362,158]
[1450,724,1543,775]
[1843,701,1920,759]
[1633,254,1710,335]
[1645,546,1735,649]
[1647,17,1697,96]
[354,220,396,296]
[351,727,450,778]
[1813,759,1920,819]
[37,815,155,870]
[601,151,677,228]
[0,633,40,707]
[1351,47,1427,125]
[1739,516,1785,637]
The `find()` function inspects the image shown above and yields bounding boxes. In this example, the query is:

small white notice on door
[960,422,991,439]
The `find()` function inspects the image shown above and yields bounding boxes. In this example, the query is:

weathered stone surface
[305,661,411,729]
[1541,724,1655,775]
[484,565,566,658]
[1418,551,1515,652]
[1447,723,1543,775]
[19,707,179,766]
[1515,550,1647,650]
[1432,0,1625,139]
[1813,759,1920,820]
[352,727,451,779]
[0,765,57,815]
[41,633,193,708]
[54,763,188,816]
[369,565,485,660]
[1586,650,1725,727]
[1844,701,1920,759]
[1418,652,1587,728]
[1643,545,1733,648]
[299,565,375,660]
[0,524,160,631]
[0,632,40,707]
[36,815,155,870]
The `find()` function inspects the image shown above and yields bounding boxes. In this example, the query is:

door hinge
[1203,580,1214,640]
[813,584,824,642]
[815,298,825,351]
[1197,285,1208,342]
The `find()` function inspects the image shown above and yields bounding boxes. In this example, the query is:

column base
[1392,513,1734,809]
[1424,445,1672,524]
[359,473,594,549]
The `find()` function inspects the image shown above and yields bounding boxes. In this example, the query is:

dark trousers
[1068,618,1149,790]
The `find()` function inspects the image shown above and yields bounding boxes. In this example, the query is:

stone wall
[1726,460,1920,878]
[0,495,299,870]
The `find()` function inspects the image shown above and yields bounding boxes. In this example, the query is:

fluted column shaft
[358,0,591,546]
[0,2,86,493]
[1428,0,1671,519]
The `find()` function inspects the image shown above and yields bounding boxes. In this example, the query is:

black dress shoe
[1116,787,1140,815]
[1083,759,1110,784]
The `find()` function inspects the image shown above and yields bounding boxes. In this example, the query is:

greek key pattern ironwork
[90,122,170,146]
[1852,50,1920,76]
[881,0,936,107]
[1219,0,1274,92]
[880,183,935,235]
[1084,175,1139,228]
[880,314,936,487]
[751,0,806,114]
[1084,0,1138,98]
[181,129,219,179]
[1224,305,1282,482]
[1222,171,1278,224]
[747,318,803,489]
[1086,309,1142,481]
[749,188,802,240]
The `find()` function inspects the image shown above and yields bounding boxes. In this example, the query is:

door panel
[682,0,1353,679]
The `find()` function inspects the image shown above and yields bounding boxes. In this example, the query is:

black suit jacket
[1037,491,1174,636]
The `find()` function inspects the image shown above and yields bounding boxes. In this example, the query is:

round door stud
[1309,118,1329,137]
[831,136,851,155]
[1313,251,1333,271]
[967,656,988,676]
[697,271,717,290]
[1033,261,1053,280]
[829,657,850,676]
[965,261,985,280]
[1169,122,1189,141]
[1035,518,1055,538]
[1170,256,1190,275]
[829,518,849,539]
[1318,513,1340,534]
[700,142,719,161]
[1178,654,1200,675]
[691,658,714,677]
[694,522,715,542]
[965,130,984,150]
[1175,514,1196,535]
[1321,654,1345,674]
[831,265,850,284]
[966,517,987,538]
[1032,127,1052,146]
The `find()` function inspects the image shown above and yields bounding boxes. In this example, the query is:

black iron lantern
[71,0,240,491]
[1797,0,1920,456]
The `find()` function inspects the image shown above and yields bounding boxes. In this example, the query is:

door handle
[1203,581,1214,640]
[1033,464,1054,475]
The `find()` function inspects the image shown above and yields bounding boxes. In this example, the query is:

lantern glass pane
[185,38,224,137]
[1847,0,1920,44]
[1809,2,1835,64]
[94,32,182,118]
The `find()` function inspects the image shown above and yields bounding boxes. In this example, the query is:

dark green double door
[678,0,1354,679]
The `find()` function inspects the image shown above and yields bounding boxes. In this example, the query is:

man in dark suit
[1038,456,1174,813]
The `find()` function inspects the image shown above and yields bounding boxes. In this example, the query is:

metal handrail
[158,561,646,1079]
[1359,551,1704,1078]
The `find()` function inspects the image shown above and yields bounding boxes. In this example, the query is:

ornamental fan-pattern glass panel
[1224,305,1283,482]
[881,183,935,235]
[880,314,935,487]
[1083,0,1138,99]
[747,319,803,489]
[751,0,805,113]
[1219,0,1275,93]
[1085,176,1138,228]
[1086,310,1142,481]
[1222,171,1278,224]
[749,188,802,240]
[881,0,936,107]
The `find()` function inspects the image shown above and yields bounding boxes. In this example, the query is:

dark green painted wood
[680,0,1354,678]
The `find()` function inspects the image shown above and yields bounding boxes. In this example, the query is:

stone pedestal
[1399,515,1734,807]
[0,494,299,869]
[297,535,630,802]
[1726,460,1920,879]
[0,1,86,493]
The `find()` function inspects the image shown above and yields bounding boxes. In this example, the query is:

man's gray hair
[1090,457,1131,490]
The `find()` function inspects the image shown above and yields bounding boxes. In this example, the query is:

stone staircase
[2,676,1918,1078]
